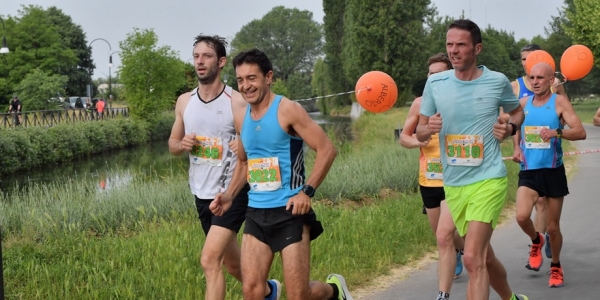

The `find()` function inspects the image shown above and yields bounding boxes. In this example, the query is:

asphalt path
[365,124,600,299]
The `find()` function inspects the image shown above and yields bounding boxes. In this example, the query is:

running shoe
[265,279,281,300]
[515,294,529,300]
[525,232,544,271]
[454,249,464,279]
[545,232,552,258]
[548,266,564,287]
[326,274,353,300]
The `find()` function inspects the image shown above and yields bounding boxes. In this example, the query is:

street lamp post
[0,15,9,300]
[108,51,121,110]
[88,38,111,108]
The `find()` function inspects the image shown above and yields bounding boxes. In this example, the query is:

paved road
[366,124,600,299]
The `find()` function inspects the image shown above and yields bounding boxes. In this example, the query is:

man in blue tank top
[511,63,586,288]
[509,45,569,259]
[210,49,352,300]
[168,35,280,300]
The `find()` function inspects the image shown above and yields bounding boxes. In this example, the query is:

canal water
[0,113,352,195]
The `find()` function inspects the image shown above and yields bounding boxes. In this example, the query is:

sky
[2,0,566,80]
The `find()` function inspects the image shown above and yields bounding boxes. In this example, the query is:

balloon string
[293,88,368,103]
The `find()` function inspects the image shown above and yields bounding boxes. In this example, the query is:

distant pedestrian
[96,98,105,119]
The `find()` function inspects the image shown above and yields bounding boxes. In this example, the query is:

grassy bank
[0,106,546,299]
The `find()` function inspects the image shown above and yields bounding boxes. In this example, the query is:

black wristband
[508,122,518,136]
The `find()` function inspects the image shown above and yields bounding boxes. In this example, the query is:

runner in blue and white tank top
[511,63,586,288]
[168,35,279,300]
[210,49,352,300]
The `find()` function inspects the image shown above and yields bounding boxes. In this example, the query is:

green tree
[564,0,600,68]
[342,0,434,106]
[0,6,77,104]
[323,0,353,107]
[119,28,185,121]
[231,6,323,81]
[270,79,289,96]
[15,68,68,111]
[45,6,94,97]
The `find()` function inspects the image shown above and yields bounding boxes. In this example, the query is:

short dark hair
[520,44,542,53]
[447,19,482,46]
[193,34,227,59]
[232,48,273,76]
[428,53,452,70]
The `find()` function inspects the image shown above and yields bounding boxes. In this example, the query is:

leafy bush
[0,114,174,175]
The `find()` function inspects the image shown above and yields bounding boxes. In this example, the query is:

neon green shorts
[444,177,508,237]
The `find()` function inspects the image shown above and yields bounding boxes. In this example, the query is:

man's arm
[400,97,429,148]
[511,98,528,162]
[556,95,586,141]
[168,92,192,156]
[552,78,568,100]
[223,90,250,199]
[283,99,337,189]
[593,107,600,127]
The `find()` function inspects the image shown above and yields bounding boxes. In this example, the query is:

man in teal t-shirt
[417,19,527,300]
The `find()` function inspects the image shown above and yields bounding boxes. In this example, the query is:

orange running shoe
[548,266,564,287]
[525,233,544,271]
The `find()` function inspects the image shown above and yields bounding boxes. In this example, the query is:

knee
[436,226,455,249]
[515,211,531,226]
[223,257,241,275]
[462,250,485,273]
[200,251,223,273]
[546,221,560,236]
[242,281,263,299]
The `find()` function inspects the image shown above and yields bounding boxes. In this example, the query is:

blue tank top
[519,94,563,170]
[516,76,534,98]
[241,95,305,208]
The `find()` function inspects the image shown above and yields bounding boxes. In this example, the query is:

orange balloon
[355,71,398,113]
[525,50,556,75]
[560,44,594,81]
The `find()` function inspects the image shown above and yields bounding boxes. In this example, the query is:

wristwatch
[301,185,316,198]
[508,122,518,136]
[556,128,562,139]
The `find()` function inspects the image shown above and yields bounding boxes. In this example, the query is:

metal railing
[0,107,129,129]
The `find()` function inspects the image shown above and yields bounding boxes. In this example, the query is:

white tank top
[183,85,237,199]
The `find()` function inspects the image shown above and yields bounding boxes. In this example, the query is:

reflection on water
[0,112,352,195]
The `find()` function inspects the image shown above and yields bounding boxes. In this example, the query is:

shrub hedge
[0,114,174,175]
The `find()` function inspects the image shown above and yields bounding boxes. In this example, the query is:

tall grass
[572,98,600,124]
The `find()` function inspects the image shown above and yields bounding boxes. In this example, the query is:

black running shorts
[518,164,569,198]
[195,184,250,235]
[419,185,445,209]
[244,206,324,253]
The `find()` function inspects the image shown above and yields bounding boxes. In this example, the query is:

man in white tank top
[168,35,280,300]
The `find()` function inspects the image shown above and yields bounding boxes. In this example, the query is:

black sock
[532,232,541,244]
[551,261,561,268]
[328,283,339,300]
[265,281,273,298]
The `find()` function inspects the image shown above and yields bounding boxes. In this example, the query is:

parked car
[64,97,87,109]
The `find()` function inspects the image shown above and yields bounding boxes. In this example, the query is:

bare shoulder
[412,97,422,108]
[175,92,192,112]
[230,88,247,110]
[279,97,311,122]
[555,94,573,108]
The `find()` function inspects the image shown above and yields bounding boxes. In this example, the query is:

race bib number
[524,126,551,149]
[247,157,282,191]
[191,136,224,166]
[445,134,484,166]
[425,157,443,180]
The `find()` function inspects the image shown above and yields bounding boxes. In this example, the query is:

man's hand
[210,193,233,216]
[180,133,196,152]
[286,192,311,215]
[493,117,510,140]
[539,128,557,142]
[512,147,523,163]
[428,113,443,134]
[228,138,238,155]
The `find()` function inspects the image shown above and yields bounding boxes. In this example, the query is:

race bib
[445,134,484,166]
[247,157,282,191]
[190,136,224,166]
[524,126,551,149]
[425,157,443,180]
